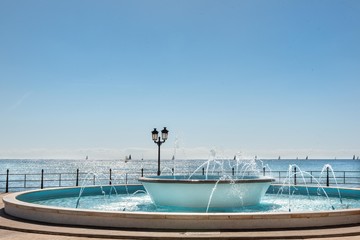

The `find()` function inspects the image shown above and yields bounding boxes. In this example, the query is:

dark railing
[1,167,359,193]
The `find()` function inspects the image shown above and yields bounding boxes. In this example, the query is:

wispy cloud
[10,92,31,110]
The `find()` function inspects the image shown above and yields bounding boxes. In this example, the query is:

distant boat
[125,155,131,163]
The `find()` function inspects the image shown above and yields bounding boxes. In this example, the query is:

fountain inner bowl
[138,175,275,208]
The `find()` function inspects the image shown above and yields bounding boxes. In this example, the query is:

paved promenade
[1,193,360,239]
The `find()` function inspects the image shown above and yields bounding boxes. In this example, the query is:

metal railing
[1,167,359,192]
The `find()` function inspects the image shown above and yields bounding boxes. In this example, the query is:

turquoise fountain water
[29,186,360,213]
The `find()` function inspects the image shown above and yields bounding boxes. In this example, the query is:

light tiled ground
[0,229,101,240]
[2,229,360,240]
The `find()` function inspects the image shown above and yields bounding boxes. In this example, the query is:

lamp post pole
[152,127,169,176]
[156,138,162,176]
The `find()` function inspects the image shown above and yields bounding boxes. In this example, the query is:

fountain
[139,175,274,208]
[3,154,360,230]
[137,151,275,209]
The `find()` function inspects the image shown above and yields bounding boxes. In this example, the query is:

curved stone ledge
[3,185,360,230]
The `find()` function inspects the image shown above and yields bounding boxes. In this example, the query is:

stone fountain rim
[3,185,360,230]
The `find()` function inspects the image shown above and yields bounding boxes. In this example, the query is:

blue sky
[0,0,359,159]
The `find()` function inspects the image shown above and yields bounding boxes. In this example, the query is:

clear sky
[0,0,359,160]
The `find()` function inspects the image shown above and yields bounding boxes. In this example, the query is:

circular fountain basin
[3,184,360,230]
[138,175,275,208]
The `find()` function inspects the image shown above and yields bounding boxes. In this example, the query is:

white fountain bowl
[138,175,275,208]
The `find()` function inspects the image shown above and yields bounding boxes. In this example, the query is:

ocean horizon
[0,158,358,173]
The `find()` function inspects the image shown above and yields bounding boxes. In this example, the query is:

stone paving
[1,193,360,239]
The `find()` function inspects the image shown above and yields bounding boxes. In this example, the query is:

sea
[0,158,359,174]
[0,158,359,191]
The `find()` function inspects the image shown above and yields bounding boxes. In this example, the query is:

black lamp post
[152,127,169,176]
